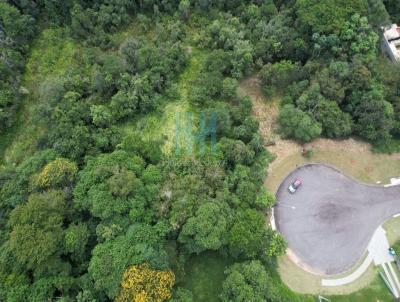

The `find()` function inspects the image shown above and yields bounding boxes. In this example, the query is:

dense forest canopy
[0,0,399,301]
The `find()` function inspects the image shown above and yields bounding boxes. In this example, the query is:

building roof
[383,24,400,61]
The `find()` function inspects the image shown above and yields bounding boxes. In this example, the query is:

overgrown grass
[25,28,77,83]
[121,49,207,155]
[178,252,233,302]
[0,28,79,166]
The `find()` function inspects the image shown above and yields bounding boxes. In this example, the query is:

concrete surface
[368,226,393,266]
[275,164,400,275]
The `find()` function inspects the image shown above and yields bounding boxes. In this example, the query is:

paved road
[275,164,400,275]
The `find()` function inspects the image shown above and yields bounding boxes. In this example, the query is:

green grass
[328,275,394,301]
[178,252,233,302]
[121,49,207,155]
[25,28,77,83]
[0,28,80,166]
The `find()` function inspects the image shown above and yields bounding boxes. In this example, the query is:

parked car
[288,179,302,194]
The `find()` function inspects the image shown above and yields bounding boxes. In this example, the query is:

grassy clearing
[0,28,80,166]
[178,252,233,302]
[122,49,207,155]
[25,28,77,83]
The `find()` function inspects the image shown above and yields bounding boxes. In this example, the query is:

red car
[288,179,302,194]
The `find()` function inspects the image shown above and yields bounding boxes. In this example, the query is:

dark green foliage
[0,149,58,207]
[73,150,155,224]
[179,202,231,254]
[3,1,397,301]
[383,0,400,23]
[0,3,34,133]
[171,287,194,302]
[220,261,273,302]
[228,209,269,259]
[261,61,302,96]
[278,105,322,142]
[367,0,391,27]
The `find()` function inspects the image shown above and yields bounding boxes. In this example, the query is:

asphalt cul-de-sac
[275,164,400,275]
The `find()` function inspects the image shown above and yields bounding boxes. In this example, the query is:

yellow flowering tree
[116,264,175,302]
[31,158,78,189]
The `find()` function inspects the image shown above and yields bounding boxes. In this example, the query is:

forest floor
[240,76,399,300]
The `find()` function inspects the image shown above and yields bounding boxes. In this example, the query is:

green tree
[30,158,78,190]
[8,190,67,271]
[383,0,400,23]
[315,101,353,138]
[88,223,169,299]
[220,261,272,302]
[296,0,367,33]
[64,223,90,259]
[90,104,112,128]
[178,202,231,254]
[74,151,151,223]
[179,0,191,20]
[228,209,268,259]
[278,104,322,142]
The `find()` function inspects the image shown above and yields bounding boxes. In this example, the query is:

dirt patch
[238,76,280,145]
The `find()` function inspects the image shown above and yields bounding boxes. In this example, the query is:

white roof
[384,24,400,40]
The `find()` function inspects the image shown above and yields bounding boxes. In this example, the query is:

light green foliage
[26,28,77,80]
[296,0,368,33]
[8,190,67,271]
[266,231,287,257]
[90,105,113,128]
[222,77,239,99]
[255,188,276,210]
[30,158,78,190]
[340,14,379,60]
